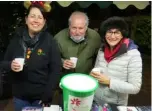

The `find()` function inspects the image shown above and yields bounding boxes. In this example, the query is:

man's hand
[63,59,74,69]
[90,72,110,85]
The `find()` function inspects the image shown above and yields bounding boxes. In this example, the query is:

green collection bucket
[60,73,98,111]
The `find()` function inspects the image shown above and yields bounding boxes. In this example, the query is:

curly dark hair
[100,16,129,38]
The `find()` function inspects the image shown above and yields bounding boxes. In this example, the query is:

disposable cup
[70,57,78,68]
[15,58,25,71]
[91,68,101,73]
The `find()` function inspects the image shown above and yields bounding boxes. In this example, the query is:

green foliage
[134,16,151,49]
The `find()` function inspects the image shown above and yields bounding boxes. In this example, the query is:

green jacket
[54,28,101,74]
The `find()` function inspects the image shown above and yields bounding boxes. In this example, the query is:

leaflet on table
[22,107,43,111]
[117,106,138,111]
[43,105,62,111]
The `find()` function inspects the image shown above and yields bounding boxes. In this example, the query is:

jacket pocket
[103,87,118,103]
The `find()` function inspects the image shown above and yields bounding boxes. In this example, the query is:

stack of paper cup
[70,57,78,68]
[15,58,25,71]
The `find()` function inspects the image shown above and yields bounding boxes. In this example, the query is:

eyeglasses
[106,30,121,37]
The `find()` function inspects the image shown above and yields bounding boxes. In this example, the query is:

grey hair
[68,11,89,27]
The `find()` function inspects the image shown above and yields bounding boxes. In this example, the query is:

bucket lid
[60,73,98,92]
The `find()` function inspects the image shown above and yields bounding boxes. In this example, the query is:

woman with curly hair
[90,16,142,106]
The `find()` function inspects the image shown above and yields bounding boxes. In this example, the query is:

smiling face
[25,7,46,37]
[105,28,123,49]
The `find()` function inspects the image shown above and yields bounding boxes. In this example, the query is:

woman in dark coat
[0,2,61,111]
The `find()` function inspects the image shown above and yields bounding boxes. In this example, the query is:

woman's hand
[90,72,110,85]
[11,60,21,72]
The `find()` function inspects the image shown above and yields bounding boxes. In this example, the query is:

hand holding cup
[63,59,74,69]
[90,68,110,85]
[90,68,101,80]
[11,58,24,72]
[63,57,78,69]
[91,68,101,75]
[70,57,78,68]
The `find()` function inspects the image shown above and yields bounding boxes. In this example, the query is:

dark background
[0,1,151,108]
[0,1,151,52]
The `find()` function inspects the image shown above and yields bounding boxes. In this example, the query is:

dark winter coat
[0,26,62,103]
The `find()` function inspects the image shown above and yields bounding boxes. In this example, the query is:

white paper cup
[70,57,78,68]
[15,58,25,71]
[91,68,101,73]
